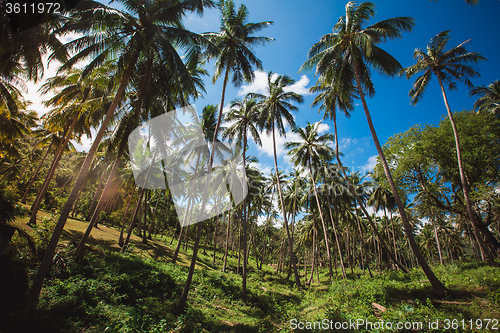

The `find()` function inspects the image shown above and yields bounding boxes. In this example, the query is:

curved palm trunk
[332,111,407,273]
[308,158,334,280]
[272,124,302,289]
[24,52,140,319]
[21,142,54,204]
[437,75,496,265]
[353,66,447,296]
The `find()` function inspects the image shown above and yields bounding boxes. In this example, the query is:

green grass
[2,208,500,332]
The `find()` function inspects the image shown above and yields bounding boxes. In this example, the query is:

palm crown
[402,30,485,105]
[301,1,414,96]
[470,80,500,116]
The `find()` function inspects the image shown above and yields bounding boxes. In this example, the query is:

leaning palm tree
[284,121,335,280]
[471,80,500,116]
[24,0,214,318]
[222,96,261,299]
[302,2,448,296]
[401,30,494,265]
[251,72,304,289]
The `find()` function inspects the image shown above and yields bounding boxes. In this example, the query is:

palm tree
[28,63,114,226]
[24,0,214,317]
[471,80,500,116]
[285,122,335,280]
[222,96,261,299]
[251,72,303,289]
[301,2,448,296]
[205,0,273,152]
[401,30,494,265]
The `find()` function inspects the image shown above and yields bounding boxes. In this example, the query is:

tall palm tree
[306,3,408,274]
[301,2,448,295]
[205,0,273,153]
[251,72,304,289]
[24,0,214,317]
[401,30,494,265]
[223,96,261,299]
[471,80,500,116]
[285,121,335,280]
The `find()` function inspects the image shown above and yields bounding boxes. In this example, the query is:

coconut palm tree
[24,0,214,317]
[471,80,500,116]
[285,121,335,280]
[205,0,273,153]
[250,72,303,289]
[301,2,449,295]
[222,96,261,299]
[401,30,494,265]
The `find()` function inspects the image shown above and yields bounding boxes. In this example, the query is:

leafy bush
[0,182,21,224]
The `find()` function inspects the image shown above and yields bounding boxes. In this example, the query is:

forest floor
[12,206,211,270]
[2,209,500,332]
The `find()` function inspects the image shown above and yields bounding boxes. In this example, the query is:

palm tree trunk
[308,227,316,286]
[21,142,54,204]
[119,186,135,247]
[272,124,302,289]
[437,74,496,265]
[46,175,73,209]
[86,166,109,220]
[173,149,202,263]
[75,153,123,255]
[241,129,248,299]
[24,51,140,318]
[176,66,231,310]
[213,214,222,264]
[308,159,334,280]
[331,111,407,273]
[353,65,447,296]
[29,116,77,226]
[71,175,87,218]
[223,210,231,272]
[15,139,42,188]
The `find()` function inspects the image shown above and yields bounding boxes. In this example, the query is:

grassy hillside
[2,211,499,333]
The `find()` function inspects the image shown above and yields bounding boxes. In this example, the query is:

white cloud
[362,155,378,173]
[365,205,385,218]
[257,122,302,159]
[25,56,59,117]
[71,135,93,153]
[238,70,273,96]
[283,75,311,95]
[251,162,273,178]
[238,70,311,96]
[317,122,330,134]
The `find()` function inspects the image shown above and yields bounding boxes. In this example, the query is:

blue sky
[180,0,500,180]
[26,0,500,186]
